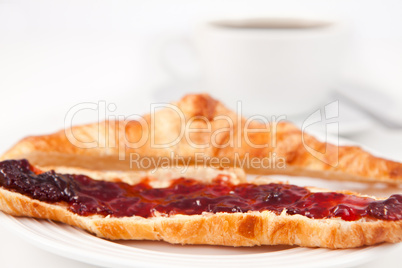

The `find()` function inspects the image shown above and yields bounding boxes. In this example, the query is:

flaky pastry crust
[2,94,401,184]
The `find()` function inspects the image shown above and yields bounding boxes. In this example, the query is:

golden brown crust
[2,94,401,184]
[1,184,401,249]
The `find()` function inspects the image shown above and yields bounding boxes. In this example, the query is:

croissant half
[0,161,401,249]
[2,93,402,183]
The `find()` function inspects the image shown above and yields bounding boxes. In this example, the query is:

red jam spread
[1,159,401,221]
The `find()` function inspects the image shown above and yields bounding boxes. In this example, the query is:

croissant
[0,159,401,249]
[2,93,401,184]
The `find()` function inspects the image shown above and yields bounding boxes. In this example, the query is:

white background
[0,0,402,267]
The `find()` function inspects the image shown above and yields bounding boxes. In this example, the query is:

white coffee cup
[194,17,348,116]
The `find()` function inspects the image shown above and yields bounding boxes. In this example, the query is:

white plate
[0,212,397,268]
[0,136,401,268]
